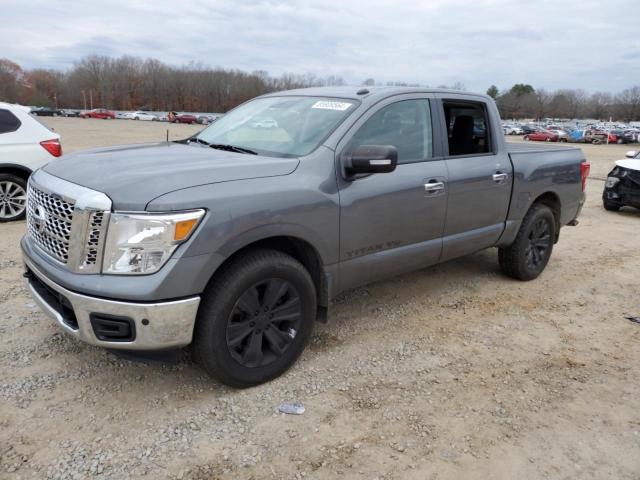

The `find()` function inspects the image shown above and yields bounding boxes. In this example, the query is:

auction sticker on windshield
[312,101,353,111]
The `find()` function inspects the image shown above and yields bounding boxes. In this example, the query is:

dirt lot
[1,118,639,479]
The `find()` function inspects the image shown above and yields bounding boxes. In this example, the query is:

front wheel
[603,196,621,211]
[0,174,28,222]
[498,203,556,281]
[192,249,317,388]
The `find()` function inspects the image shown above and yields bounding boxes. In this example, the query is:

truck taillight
[580,161,590,192]
[40,139,62,157]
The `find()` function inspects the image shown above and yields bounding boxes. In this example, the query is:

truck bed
[504,140,586,236]
[506,141,581,154]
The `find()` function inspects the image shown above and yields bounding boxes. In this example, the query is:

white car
[123,111,157,121]
[503,125,523,135]
[0,102,62,222]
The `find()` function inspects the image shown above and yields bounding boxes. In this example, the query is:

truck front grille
[26,184,74,263]
[26,171,112,273]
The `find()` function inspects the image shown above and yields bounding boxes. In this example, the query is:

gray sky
[2,0,638,93]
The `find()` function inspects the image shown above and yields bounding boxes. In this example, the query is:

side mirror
[625,150,637,159]
[343,145,398,176]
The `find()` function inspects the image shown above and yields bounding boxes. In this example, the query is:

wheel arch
[0,163,33,181]
[497,190,562,247]
[529,191,562,243]
[207,234,331,321]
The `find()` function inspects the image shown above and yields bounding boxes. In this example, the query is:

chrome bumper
[23,255,200,350]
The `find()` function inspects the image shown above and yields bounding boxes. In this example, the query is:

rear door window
[442,101,493,156]
[0,109,21,134]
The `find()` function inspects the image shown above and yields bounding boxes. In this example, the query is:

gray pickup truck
[22,87,589,387]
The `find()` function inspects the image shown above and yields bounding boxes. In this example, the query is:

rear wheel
[192,249,317,388]
[499,203,556,281]
[0,174,28,222]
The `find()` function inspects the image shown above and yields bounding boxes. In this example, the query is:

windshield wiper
[209,143,258,155]
[189,137,210,146]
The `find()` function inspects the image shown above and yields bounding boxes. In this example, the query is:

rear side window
[0,109,21,134]
[348,99,433,164]
[443,101,492,156]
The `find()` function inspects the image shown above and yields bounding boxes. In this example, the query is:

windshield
[195,96,358,157]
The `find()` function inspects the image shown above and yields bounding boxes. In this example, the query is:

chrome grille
[27,184,74,263]
[83,211,106,266]
[26,171,112,273]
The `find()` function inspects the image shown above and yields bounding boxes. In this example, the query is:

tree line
[1,55,639,120]
[487,83,640,122]
[0,55,346,113]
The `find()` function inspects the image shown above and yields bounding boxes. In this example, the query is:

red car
[79,108,116,119]
[171,113,197,124]
[523,130,559,142]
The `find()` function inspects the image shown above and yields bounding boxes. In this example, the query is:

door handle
[424,181,445,193]
[492,172,508,184]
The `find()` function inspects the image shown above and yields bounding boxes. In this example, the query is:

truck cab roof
[261,86,493,104]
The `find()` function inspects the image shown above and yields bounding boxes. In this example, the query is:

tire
[603,197,621,211]
[0,174,28,222]
[498,203,556,281]
[192,248,317,388]
[617,139,623,144]
[523,135,530,141]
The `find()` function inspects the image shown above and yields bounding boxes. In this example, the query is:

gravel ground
[1,118,639,479]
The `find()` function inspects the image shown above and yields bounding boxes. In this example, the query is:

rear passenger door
[336,94,448,291]
[435,95,512,261]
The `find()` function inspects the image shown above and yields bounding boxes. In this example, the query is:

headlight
[103,210,205,274]
[605,177,620,188]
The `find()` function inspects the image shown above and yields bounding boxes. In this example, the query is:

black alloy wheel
[192,248,317,388]
[524,217,552,271]
[498,203,556,281]
[226,278,302,368]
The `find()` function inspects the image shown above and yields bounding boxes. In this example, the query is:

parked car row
[504,121,640,144]
[29,106,223,125]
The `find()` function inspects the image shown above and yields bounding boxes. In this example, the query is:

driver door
[336,95,448,291]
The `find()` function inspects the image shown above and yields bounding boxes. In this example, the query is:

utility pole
[89,90,93,110]
[81,90,87,110]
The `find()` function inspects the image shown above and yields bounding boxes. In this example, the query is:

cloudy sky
[2,0,638,93]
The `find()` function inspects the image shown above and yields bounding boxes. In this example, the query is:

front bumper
[23,254,200,350]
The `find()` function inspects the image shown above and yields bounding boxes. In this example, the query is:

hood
[43,142,299,210]
[615,158,640,172]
